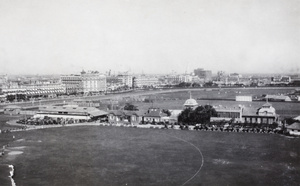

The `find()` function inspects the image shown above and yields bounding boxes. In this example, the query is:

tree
[6,95,15,102]
[204,81,214,87]
[284,117,297,125]
[178,105,217,125]
[192,82,201,87]
[178,108,194,125]
[176,82,191,88]
[124,103,139,111]
[162,109,171,116]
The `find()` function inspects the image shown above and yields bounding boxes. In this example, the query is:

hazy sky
[0,0,299,75]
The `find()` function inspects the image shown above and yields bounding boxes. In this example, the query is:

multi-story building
[163,74,195,85]
[183,74,200,83]
[106,75,122,91]
[194,68,212,82]
[290,74,300,81]
[117,74,133,88]
[2,81,66,98]
[270,75,291,85]
[280,76,291,83]
[60,74,83,95]
[165,74,181,85]
[81,71,106,95]
[133,75,160,88]
[242,102,279,124]
[106,73,133,91]
[1,75,66,101]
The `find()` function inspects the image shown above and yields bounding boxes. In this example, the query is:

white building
[134,75,159,88]
[236,96,252,102]
[257,102,276,116]
[60,74,83,94]
[117,74,133,88]
[81,72,106,94]
[179,74,194,83]
[183,92,199,109]
[2,82,66,97]
[265,95,292,102]
[34,105,108,121]
[242,102,279,124]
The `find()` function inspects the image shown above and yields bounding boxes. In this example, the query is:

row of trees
[123,103,139,111]
[6,94,28,102]
[178,105,217,125]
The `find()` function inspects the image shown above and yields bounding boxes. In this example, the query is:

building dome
[184,98,198,108]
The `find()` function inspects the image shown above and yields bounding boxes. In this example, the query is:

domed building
[184,92,198,109]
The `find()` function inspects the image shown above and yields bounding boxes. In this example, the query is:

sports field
[1,126,299,186]
[131,88,300,118]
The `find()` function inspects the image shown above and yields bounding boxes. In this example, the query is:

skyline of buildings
[1,68,300,77]
[1,67,300,100]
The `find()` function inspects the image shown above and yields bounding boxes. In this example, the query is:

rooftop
[39,106,108,117]
[286,122,300,130]
[144,109,168,118]
[109,110,146,116]
[294,116,300,121]
[184,98,198,107]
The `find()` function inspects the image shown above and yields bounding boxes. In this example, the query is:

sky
[0,0,299,75]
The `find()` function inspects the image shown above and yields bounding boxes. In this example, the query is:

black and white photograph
[0,0,300,185]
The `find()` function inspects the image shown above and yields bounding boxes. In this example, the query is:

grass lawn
[0,126,299,186]
[0,114,24,131]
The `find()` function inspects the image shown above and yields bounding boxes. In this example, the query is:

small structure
[242,102,279,124]
[257,102,276,116]
[3,105,22,115]
[235,95,252,102]
[211,106,243,122]
[72,99,100,107]
[183,92,198,109]
[108,110,144,124]
[286,122,300,135]
[294,115,300,121]
[264,95,291,102]
[143,108,168,124]
[34,105,108,122]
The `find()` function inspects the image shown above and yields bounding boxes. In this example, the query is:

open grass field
[150,87,296,100]
[131,88,300,118]
[0,114,24,131]
[0,126,299,186]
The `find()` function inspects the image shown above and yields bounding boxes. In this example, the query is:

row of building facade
[2,70,300,99]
